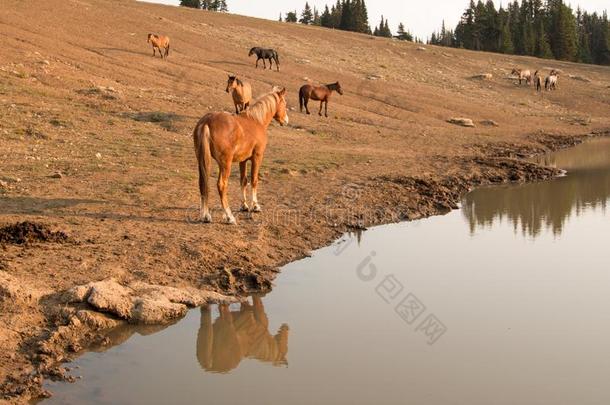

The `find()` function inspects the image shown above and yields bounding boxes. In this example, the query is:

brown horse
[193,88,289,224]
[534,70,543,92]
[299,82,343,117]
[147,34,170,59]
[511,68,532,85]
[226,75,252,114]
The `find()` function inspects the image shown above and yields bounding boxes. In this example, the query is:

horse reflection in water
[196,296,289,373]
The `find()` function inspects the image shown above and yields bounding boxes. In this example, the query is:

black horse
[248,47,280,72]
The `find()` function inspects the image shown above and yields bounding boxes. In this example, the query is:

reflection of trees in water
[462,168,610,238]
[196,296,289,373]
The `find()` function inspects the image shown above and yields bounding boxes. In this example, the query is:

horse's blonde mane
[244,92,279,124]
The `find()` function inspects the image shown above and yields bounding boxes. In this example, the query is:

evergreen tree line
[280,1,419,42]
[428,0,610,65]
[179,0,228,12]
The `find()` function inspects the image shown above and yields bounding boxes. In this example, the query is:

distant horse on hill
[511,68,532,85]
[193,88,289,224]
[147,34,170,59]
[534,71,543,92]
[545,71,559,91]
[299,82,343,117]
[226,75,252,114]
[249,47,280,71]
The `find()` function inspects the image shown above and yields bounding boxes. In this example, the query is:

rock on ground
[63,278,238,325]
[448,118,475,128]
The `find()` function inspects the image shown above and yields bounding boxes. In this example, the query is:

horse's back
[300,84,313,95]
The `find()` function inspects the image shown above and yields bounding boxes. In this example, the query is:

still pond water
[44,138,610,405]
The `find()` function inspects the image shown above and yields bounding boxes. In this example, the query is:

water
[43,138,610,405]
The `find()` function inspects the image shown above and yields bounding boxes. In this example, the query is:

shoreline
[2,129,608,403]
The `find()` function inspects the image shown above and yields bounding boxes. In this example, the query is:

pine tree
[330,1,343,29]
[279,13,283,22]
[313,7,321,26]
[286,10,298,23]
[180,0,200,8]
[396,23,413,41]
[321,5,333,28]
[549,0,578,61]
[300,2,314,25]
[339,0,355,31]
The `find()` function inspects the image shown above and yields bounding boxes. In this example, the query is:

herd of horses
[148,35,344,224]
[511,68,560,91]
[146,33,565,225]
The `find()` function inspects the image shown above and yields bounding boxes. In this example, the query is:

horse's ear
[278,87,286,96]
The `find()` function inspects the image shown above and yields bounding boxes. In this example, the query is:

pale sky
[147,0,608,39]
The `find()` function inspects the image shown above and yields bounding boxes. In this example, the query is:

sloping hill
[0,0,609,401]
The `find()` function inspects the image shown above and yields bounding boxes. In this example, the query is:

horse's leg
[263,58,267,70]
[235,103,240,114]
[318,101,323,116]
[239,161,250,212]
[250,154,262,213]
[325,100,329,118]
[268,57,273,70]
[198,165,211,224]
[305,96,311,115]
[217,160,236,224]
[152,47,156,57]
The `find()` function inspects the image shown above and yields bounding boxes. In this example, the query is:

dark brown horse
[299,82,343,117]
[193,88,289,224]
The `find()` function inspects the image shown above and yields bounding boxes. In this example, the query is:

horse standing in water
[226,75,252,114]
[299,82,343,117]
[248,47,280,71]
[511,68,532,85]
[147,34,170,59]
[193,88,289,224]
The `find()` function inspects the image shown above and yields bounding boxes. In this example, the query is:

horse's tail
[194,123,212,205]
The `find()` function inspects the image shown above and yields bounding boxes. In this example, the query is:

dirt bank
[1,0,610,402]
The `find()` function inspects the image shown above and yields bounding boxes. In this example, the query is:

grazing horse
[545,72,559,91]
[193,88,289,224]
[511,68,532,85]
[226,75,252,114]
[248,47,280,71]
[299,82,343,117]
[534,71,543,92]
[147,34,170,59]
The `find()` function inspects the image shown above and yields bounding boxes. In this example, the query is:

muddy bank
[2,131,607,403]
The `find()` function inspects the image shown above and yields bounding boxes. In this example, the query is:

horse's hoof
[201,213,212,223]
[240,203,250,212]
[251,204,262,213]
[223,215,237,225]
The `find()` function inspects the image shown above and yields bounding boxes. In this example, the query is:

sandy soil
[1,0,610,402]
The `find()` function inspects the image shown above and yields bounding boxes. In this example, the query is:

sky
[148,1,609,39]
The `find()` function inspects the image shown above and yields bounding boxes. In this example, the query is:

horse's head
[511,68,520,75]
[226,75,237,93]
[147,33,153,43]
[273,87,289,126]
[334,82,344,95]
[248,47,256,57]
